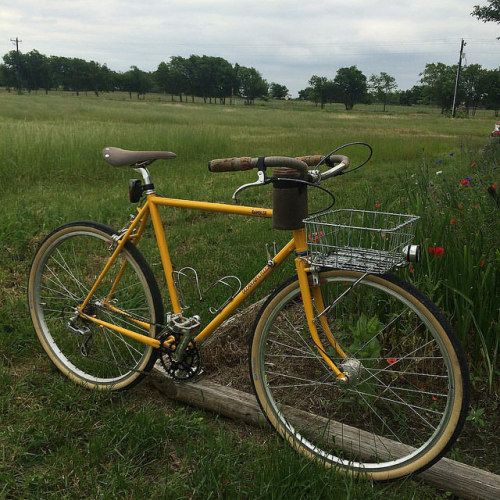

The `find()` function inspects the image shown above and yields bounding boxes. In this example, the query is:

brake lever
[318,161,348,180]
[232,170,270,203]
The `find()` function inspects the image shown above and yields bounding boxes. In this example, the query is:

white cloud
[1,0,498,95]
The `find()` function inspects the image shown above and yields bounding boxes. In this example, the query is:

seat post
[133,167,155,194]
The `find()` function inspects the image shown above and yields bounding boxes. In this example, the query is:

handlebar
[208,156,309,174]
[208,154,350,181]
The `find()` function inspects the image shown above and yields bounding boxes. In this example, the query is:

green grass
[1,362,444,499]
[0,91,498,498]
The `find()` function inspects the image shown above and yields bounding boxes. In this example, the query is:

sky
[1,1,499,96]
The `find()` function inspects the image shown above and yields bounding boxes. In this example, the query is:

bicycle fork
[293,228,351,383]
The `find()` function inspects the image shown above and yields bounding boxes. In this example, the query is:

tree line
[301,64,500,115]
[0,50,286,103]
[1,49,499,114]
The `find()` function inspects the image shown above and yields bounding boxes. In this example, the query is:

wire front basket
[303,209,420,274]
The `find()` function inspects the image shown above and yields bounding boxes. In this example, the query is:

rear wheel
[250,270,469,480]
[28,221,164,390]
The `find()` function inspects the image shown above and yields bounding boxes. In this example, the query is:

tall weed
[399,144,499,388]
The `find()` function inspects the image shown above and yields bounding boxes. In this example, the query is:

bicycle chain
[73,308,201,380]
[76,322,201,383]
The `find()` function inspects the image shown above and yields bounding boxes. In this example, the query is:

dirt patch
[198,305,260,394]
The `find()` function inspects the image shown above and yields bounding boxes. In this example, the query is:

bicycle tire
[250,270,469,480]
[28,221,164,390]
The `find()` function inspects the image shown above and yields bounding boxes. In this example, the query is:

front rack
[303,209,420,274]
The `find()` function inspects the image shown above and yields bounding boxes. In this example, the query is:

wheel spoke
[29,223,161,390]
[251,271,467,478]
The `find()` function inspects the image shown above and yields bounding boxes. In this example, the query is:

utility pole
[10,37,23,92]
[10,36,22,53]
[452,39,465,118]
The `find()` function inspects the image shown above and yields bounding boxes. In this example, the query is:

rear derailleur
[158,314,201,381]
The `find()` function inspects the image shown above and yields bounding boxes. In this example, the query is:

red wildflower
[409,265,414,273]
[480,260,485,268]
[460,180,470,186]
[387,358,397,365]
[471,162,476,167]
[308,232,324,242]
[473,205,478,210]
[450,218,456,225]
[374,203,381,209]
[429,246,445,258]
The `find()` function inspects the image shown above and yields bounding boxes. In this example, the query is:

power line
[144,37,498,49]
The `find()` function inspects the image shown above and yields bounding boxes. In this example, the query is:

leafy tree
[297,87,314,101]
[482,67,500,115]
[332,66,367,110]
[368,72,397,111]
[68,58,91,96]
[121,66,152,99]
[85,61,113,96]
[155,56,236,103]
[0,64,7,88]
[269,82,289,99]
[419,62,457,113]
[418,62,498,115]
[95,63,116,94]
[472,1,500,37]
[155,61,171,94]
[22,50,50,92]
[49,56,69,90]
[196,55,235,103]
[2,50,24,91]
[210,57,236,103]
[399,85,426,106]
[461,64,488,115]
[307,75,333,109]
[235,64,268,104]
[162,55,192,101]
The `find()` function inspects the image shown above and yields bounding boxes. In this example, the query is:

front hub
[339,358,364,388]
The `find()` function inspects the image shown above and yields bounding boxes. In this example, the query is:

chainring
[159,335,201,381]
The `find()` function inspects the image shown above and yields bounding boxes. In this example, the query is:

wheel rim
[31,228,156,387]
[254,272,462,473]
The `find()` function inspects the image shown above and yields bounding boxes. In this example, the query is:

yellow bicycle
[28,145,469,480]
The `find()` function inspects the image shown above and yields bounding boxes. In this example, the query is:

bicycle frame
[77,191,348,379]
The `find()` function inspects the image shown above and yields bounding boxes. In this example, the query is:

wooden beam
[150,373,500,500]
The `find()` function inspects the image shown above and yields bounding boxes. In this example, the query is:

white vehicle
[491,122,500,142]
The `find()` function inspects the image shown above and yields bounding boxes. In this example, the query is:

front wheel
[250,270,469,480]
[28,221,164,390]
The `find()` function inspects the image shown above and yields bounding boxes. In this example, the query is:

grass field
[0,91,498,498]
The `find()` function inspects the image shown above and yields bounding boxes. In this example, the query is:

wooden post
[150,374,500,500]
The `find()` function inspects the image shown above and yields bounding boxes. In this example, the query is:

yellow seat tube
[148,195,182,314]
[292,228,347,380]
